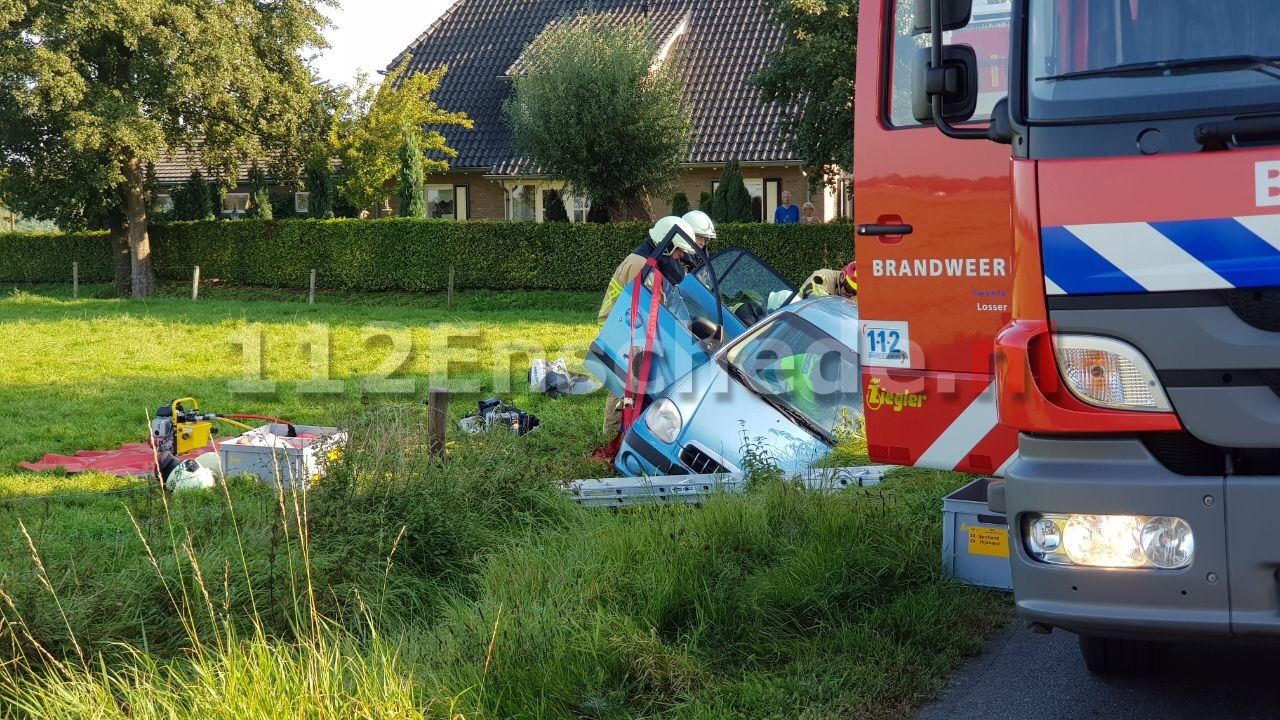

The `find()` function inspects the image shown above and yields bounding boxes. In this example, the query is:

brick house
[389,0,850,223]
[150,150,311,219]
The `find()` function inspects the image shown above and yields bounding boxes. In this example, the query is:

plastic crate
[942,478,1013,591]
[217,423,345,489]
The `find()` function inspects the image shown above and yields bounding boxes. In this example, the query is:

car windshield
[1026,0,1280,122]
[724,313,861,439]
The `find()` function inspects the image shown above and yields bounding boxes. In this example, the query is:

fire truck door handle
[857,223,914,236]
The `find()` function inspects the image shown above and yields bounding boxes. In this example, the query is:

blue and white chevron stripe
[1043,215,1280,296]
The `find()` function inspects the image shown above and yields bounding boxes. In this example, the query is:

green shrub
[246,163,272,220]
[305,158,335,220]
[397,132,426,218]
[269,191,296,219]
[543,190,570,223]
[171,171,215,221]
[0,219,853,290]
[671,191,690,216]
[711,160,756,223]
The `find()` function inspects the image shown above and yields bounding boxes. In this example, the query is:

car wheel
[1078,634,1166,676]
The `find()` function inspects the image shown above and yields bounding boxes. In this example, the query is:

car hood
[665,360,831,474]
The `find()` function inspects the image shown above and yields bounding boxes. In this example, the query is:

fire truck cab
[856,0,1280,673]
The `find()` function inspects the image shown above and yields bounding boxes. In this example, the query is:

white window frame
[155,193,174,212]
[295,192,310,215]
[562,191,591,223]
[426,184,458,220]
[454,185,469,220]
[504,181,591,223]
[508,183,539,221]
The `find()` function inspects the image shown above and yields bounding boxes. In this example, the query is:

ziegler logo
[866,377,927,412]
[1256,161,1280,207]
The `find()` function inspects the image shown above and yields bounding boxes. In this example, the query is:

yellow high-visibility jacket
[598,252,649,324]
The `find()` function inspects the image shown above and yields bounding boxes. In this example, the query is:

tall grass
[0,286,1010,718]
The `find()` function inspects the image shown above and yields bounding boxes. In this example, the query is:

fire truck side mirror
[987,97,1014,145]
[912,45,978,125]
[913,0,972,33]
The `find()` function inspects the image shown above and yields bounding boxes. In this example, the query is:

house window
[541,189,564,220]
[509,184,537,221]
[155,194,174,212]
[568,194,590,223]
[295,192,310,215]
[222,193,250,217]
[427,185,456,219]
[744,179,765,222]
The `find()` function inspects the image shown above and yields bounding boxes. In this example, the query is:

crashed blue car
[584,246,797,404]
[615,296,862,477]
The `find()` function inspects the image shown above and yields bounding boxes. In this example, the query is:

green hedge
[0,219,854,291]
[0,231,114,284]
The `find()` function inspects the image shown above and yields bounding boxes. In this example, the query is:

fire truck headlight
[644,398,683,444]
[1053,335,1172,412]
[1024,513,1193,570]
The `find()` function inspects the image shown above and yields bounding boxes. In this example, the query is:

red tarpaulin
[20,442,216,477]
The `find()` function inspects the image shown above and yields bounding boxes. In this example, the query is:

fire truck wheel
[1078,634,1166,676]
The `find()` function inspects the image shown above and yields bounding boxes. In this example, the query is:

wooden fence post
[72,262,79,300]
[428,387,449,459]
[309,269,317,305]
[447,266,455,309]
[191,266,200,301]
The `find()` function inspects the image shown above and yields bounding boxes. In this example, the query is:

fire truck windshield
[1026,0,1280,122]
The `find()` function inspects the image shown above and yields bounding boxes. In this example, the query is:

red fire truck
[856,0,1280,673]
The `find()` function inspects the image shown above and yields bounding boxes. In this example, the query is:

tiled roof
[503,5,690,77]
[151,149,252,185]
[392,0,796,175]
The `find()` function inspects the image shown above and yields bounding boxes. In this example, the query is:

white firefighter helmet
[648,216,698,256]
[681,210,717,243]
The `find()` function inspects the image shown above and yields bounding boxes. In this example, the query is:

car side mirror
[690,317,722,343]
[912,45,979,125]
[913,0,972,32]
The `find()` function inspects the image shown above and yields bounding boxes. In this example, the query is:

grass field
[0,283,1010,719]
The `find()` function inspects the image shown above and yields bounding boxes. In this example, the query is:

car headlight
[644,398,683,444]
[1053,334,1172,412]
[1024,513,1194,569]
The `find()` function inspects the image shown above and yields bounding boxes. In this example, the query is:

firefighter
[681,210,716,252]
[838,261,857,298]
[597,216,696,323]
[799,261,858,300]
[599,216,697,437]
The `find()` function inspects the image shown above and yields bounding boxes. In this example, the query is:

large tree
[504,12,692,222]
[752,0,858,182]
[336,62,472,215]
[0,0,331,297]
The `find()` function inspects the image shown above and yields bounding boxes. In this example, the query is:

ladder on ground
[561,465,898,509]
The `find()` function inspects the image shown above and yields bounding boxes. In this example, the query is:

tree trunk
[121,155,155,298]
[109,209,131,298]
[607,192,653,223]
[624,192,653,223]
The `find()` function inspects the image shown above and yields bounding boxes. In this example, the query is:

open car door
[584,246,799,404]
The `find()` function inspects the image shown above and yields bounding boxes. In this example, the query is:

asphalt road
[916,622,1280,719]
